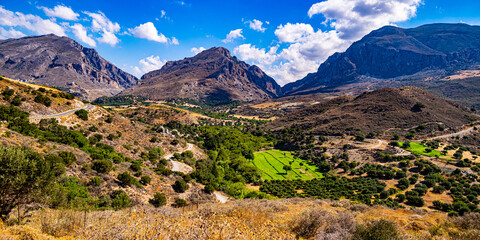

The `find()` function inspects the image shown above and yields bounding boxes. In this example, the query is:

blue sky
[1,0,480,85]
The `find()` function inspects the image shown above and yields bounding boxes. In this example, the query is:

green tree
[0,146,57,220]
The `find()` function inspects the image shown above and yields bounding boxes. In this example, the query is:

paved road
[427,125,479,140]
[30,104,95,119]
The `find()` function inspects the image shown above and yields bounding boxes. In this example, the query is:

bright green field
[399,142,446,158]
[252,150,324,180]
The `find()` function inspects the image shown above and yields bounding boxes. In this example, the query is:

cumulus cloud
[83,11,120,46]
[0,6,66,36]
[0,27,25,39]
[170,36,179,45]
[248,19,266,32]
[132,55,167,76]
[40,5,79,21]
[235,28,349,85]
[130,22,168,43]
[275,23,314,43]
[84,11,120,33]
[70,23,96,47]
[191,47,206,55]
[235,0,421,85]
[222,29,244,43]
[234,44,277,65]
[308,0,421,40]
[98,31,119,46]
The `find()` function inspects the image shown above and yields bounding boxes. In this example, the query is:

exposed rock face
[0,34,137,100]
[122,47,282,104]
[283,23,480,96]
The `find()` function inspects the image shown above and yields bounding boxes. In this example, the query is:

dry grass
[1,198,477,240]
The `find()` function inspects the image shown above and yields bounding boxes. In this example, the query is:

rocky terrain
[0,34,137,100]
[121,47,282,104]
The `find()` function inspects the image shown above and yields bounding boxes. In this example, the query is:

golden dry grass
[1,198,477,240]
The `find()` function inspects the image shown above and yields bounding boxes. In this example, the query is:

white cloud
[161,10,166,18]
[70,23,96,47]
[191,47,206,55]
[234,44,277,65]
[236,26,349,85]
[308,0,421,40]
[234,0,421,85]
[248,19,266,32]
[98,31,119,46]
[84,11,120,46]
[132,55,167,76]
[222,29,244,43]
[40,5,79,21]
[170,36,179,45]
[0,6,66,36]
[0,27,25,39]
[130,22,168,43]
[84,11,120,33]
[275,23,314,43]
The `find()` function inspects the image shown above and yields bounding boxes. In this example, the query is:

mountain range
[121,47,282,104]
[1,23,480,107]
[0,34,137,101]
[283,23,480,98]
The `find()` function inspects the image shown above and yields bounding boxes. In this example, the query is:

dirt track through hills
[29,103,95,119]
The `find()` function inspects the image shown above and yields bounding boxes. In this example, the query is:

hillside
[268,86,478,139]
[283,23,480,103]
[121,47,282,104]
[0,34,137,101]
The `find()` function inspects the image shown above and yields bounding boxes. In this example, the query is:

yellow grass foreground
[1,198,479,239]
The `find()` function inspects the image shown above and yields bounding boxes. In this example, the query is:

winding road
[29,104,96,119]
[165,143,194,173]
[427,125,479,140]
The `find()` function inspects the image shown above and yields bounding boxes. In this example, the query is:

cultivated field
[252,150,323,180]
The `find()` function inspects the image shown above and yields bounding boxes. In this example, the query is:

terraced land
[252,150,323,180]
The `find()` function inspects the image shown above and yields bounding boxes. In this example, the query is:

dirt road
[29,104,95,119]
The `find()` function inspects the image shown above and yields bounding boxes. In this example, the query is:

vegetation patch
[252,150,323,180]
[399,142,446,158]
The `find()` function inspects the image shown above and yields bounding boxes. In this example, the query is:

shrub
[204,184,215,194]
[10,96,22,106]
[174,198,188,207]
[355,134,365,141]
[411,102,425,112]
[352,219,400,240]
[110,190,131,209]
[92,159,112,173]
[58,151,77,165]
[173,179,189,193]
[105,116,113,123]
[89,176,102,186]
[118,171,135,187]
[140,175,151,185]
[395,194,405,203]
[75,109,89,121]
[34,94,52,107]
[149,192,167,207]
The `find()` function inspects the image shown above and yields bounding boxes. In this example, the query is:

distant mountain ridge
[0,34,137,100]
[283,23,480,96]
[121,47,282,104]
